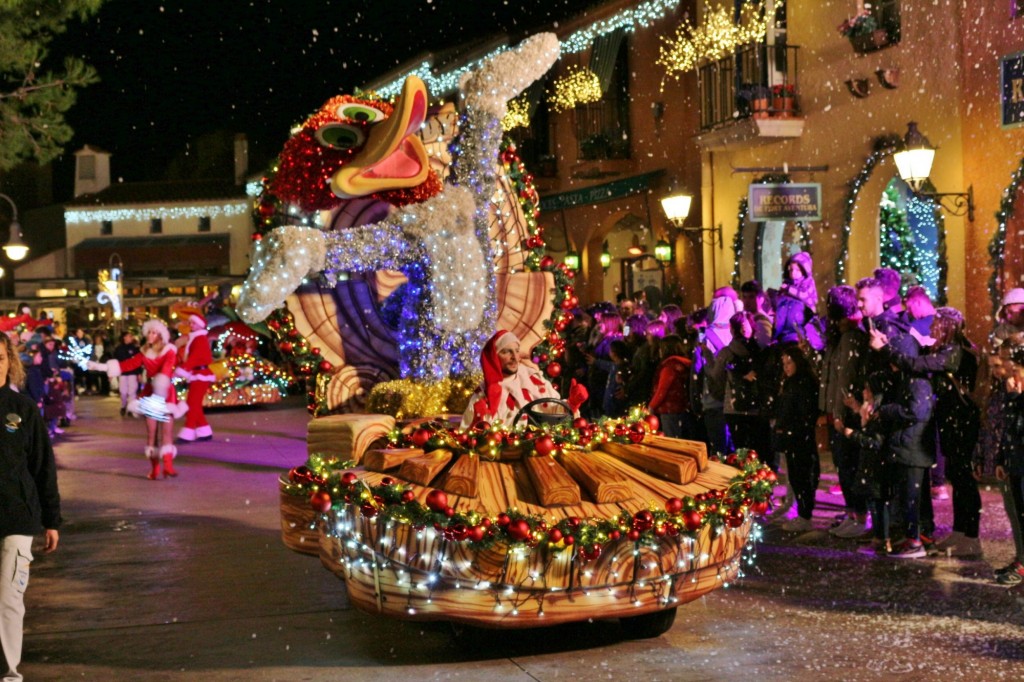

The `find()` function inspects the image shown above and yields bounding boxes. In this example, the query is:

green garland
[988,156,1024,315]
[732,173,791,286]
[286,413,774,555]
[500,139,576,380]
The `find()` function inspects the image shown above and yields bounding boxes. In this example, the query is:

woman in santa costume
[173,305,216,443]
[89,319,187,479]
[462,329,588,428]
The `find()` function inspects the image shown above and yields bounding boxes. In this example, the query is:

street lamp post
[0,193,29,261]
[892,121,975,221]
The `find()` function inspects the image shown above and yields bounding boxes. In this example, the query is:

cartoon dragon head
[269,76,442,212]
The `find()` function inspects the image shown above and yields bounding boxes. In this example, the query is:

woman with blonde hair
[89,319,187,479]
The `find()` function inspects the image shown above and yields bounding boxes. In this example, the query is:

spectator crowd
[552,255,1024,581]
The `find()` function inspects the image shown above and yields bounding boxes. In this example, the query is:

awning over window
[73,234,231,277]
[588,27,627,93]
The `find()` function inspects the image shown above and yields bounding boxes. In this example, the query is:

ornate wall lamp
[659,192,722,248]
[892,121,974,221]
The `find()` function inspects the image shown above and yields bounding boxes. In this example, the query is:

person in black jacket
[113,330,142,417]
[773,346,820,532]
[870,306,982,557]
[0,332,61,681]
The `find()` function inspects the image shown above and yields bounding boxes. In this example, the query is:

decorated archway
[988,156,1024,313]
[878,177,947,302]
[836,135,948,300]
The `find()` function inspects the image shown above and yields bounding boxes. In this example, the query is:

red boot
[161,445,178,478]
[146,447,160,480]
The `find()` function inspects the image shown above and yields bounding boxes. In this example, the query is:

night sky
[51,0,602,194]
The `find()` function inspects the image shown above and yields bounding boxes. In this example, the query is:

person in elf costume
[173,304,217,443]
[462,329,588,428]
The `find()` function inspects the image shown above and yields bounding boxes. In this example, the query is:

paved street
[18,394,1024,680]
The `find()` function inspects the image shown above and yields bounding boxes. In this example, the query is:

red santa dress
[175,313,216,442]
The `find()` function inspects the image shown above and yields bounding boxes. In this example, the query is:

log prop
[398,449,455,486]
[598,441,698,485]
[559,450,633,503]
[440,453,480,498]
[363,447,425,473]
[523,456,581,506]
[642,434,710,471]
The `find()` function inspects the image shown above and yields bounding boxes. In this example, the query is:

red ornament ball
[425,489,449,513]
[410,428,433,448]
[341,471,358,485]
[665,497,683,514]
[360,502,378,519]
[682,510,703,531]
[534,435,557,457]
[507,519,532,542]
[288,465,314,484]
[608,530,621,541]
[401,490,416,503]
[643,415,660,432]
[545,362,562,379]
[572,417,589,429]
[539,255,555,270]
[726,510,745,528]
[318,360,333,373]
[496,513,511,527]
[468,525,486,542]
[633,510,655,531]
[627,529,641,542]
[309,490,332,512]
[750,500,769,516]
[548,528,563,543]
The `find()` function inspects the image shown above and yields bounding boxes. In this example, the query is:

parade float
[242,33,770,636]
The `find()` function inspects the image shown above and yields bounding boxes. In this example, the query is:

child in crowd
[42,375,69,439]
[837,375,892,555]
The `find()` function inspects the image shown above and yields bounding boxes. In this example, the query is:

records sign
[748,183,822,222]
[1002,51,1024,129]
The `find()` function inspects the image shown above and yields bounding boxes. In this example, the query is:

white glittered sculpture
[237,33,560,381]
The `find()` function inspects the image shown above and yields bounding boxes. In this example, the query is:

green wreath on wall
[836,134,948,303]
[988,155,1024,314]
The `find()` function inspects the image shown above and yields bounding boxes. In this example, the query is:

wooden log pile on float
[281,412,774,635]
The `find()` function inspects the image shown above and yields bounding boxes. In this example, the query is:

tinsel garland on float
[989,155,1024,315]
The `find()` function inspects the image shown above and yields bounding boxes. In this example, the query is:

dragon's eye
[316,123,366,150]
[335,103,385,123]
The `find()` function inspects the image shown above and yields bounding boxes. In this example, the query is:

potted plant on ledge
[771,84,796,118]
[837,8,891,54]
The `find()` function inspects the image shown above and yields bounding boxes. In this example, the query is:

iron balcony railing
[698,43,802,131]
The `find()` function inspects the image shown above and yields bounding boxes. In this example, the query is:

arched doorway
[878,177,945,300]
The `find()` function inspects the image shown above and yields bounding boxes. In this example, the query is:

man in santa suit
[174,307,216,442]
[462,329,588,428]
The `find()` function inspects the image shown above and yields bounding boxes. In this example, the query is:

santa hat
[173,302,207,330]
[477,330,519,418]
[142,319,170,345]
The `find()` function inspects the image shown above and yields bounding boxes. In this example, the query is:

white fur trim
[195,424,213,438]
[171,401,190,420]
[144,446,157,460]
[106,362,121,379]
[177,427,197,442]
[159,444,176,458]
[142,319,171,345]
